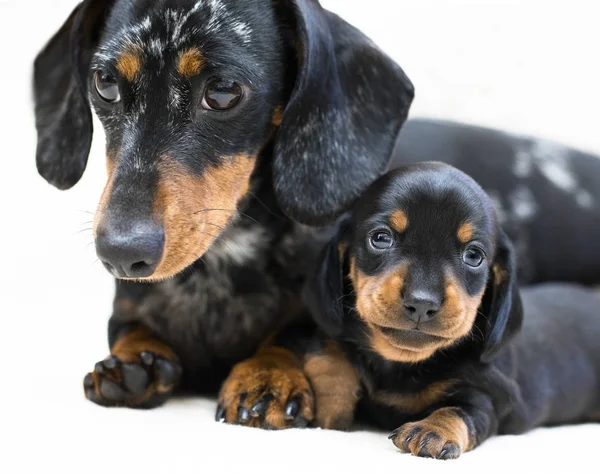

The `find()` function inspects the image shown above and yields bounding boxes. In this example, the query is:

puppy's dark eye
[463,247,485,267]
[369,231,394,250]
[94,71,121,103]
[202,79,243,110]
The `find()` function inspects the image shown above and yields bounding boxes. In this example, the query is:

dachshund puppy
[304,162,600,458]
[392,119,600,284]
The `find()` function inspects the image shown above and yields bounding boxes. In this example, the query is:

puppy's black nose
[96,220,164,279]
[403,291,441,324]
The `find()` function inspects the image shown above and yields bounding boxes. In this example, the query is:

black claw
[418,446,433,458]
[388,428,400,440]
[104,356,119,369]
[215,404,226,422]
[439,448,448,460]
[94,362,105,374]
[251,394,274,418]
[402,435,414,453]
[122,363,149,395]
[99,379,126,401]
[238,407,250,423]
[285,396,301,420]
[84,373,95,389]
[154,359,179,387]
[140,351,154,366]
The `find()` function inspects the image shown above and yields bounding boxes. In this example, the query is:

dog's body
[305,163,600,458]
[33,0,600,430]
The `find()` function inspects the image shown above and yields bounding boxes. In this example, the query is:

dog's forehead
[96,0,274,65]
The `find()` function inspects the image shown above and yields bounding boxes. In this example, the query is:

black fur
[304,163,600,458]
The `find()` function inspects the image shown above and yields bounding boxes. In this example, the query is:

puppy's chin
[370,327,446,363]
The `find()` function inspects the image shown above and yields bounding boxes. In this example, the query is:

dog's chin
[370,326,453,364]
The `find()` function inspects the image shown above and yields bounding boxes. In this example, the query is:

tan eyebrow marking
[177,48,205,77]
[457,223,474,243]
[116,50,142,82]
[389,210,408,233]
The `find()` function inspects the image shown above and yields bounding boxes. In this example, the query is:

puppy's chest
[134,221,315,364]
[358,360,461,422]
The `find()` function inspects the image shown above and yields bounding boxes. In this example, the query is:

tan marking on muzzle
[351,260,484,363]
[148,155,256,281]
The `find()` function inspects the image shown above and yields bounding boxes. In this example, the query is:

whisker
[193,208,260,226]
[247,192,284,219]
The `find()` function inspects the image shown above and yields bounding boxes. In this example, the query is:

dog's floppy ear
[479,229,523,363]
[302,218,352,336]
[273,0,414,226]
[33,0,113,190]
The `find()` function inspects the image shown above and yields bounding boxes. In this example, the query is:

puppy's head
[305,162,523,363]
[33,0,413,281]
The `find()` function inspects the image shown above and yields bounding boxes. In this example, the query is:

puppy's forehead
[95,0,274,68]
[359,165,495,235]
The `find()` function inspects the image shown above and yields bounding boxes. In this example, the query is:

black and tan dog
[33,0,600,429]
[304,162,600,458]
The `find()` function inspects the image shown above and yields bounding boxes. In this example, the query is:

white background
[1,1,599,473]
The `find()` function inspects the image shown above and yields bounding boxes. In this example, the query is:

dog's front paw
[389,408,472,460]
[217,347,314,429]
[83,351,182,409]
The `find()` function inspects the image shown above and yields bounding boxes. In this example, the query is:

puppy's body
[305,163,600,458]
[350,284,600,434]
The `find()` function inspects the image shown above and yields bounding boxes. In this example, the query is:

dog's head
[304,162,523,363]
[34,0,413,281]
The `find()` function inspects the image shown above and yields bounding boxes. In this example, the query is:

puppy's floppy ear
[273,0,414,226]
[33,0,113,190]
[302,218,352,337]
[479,229,523,363]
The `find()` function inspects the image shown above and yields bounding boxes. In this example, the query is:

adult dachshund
[33,0,600,428]
[304,162,600,458]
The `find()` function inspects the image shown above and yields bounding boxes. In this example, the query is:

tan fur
[457,222,474,243]
[390,210,408,233]
[304,341,361,430]
[93,156,117,240]
[272,106,284,127]
[116,50,142,81]
[351,258,484,363]
[392,407,473,457]
[219,346,314,428]
[373,380,458,414]
[177,48,205,77]
[145,155,255,281]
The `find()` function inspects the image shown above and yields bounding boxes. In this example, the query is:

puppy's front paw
[217,347,314,429]
[84,351,182,409]
[389,408,472,460]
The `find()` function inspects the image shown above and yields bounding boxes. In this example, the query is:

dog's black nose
[96,220,164,279]
[403,291,441,324]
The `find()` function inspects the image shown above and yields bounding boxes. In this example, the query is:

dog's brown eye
[370,231,394,250]
[202,79,243,110]
[94,71,121,103]
[463,247,484,267]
